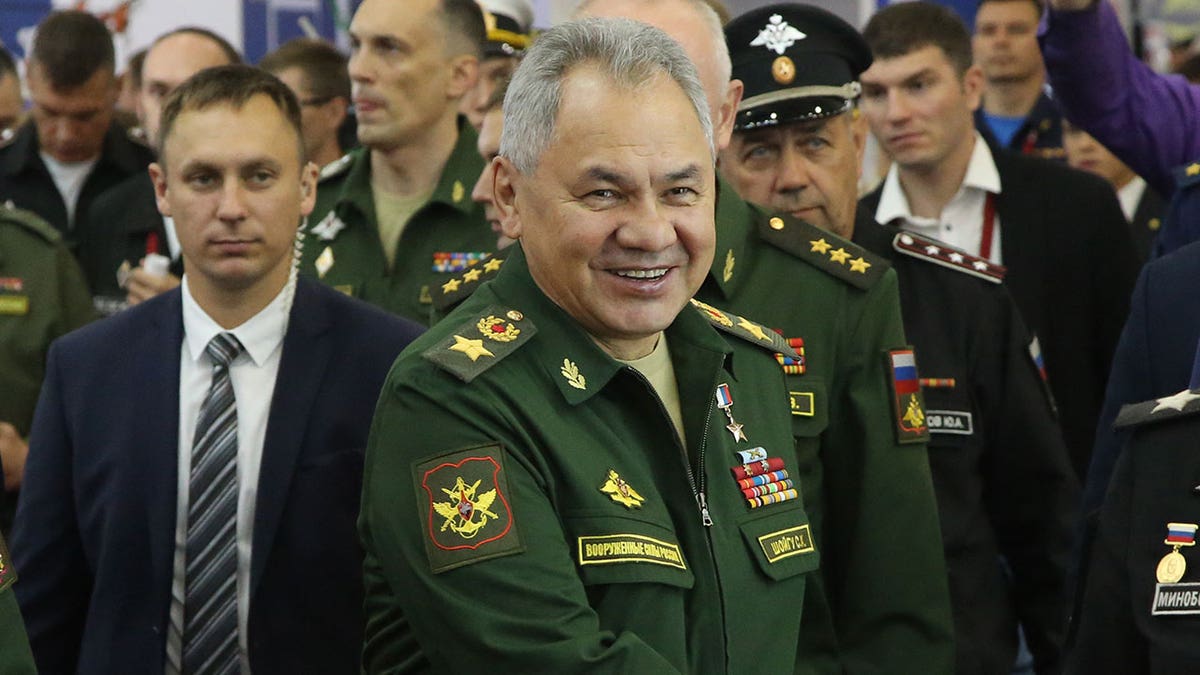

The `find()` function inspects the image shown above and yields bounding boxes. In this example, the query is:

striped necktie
[184,332,243,674]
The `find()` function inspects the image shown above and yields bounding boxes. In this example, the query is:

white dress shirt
[166,277,288,675]
[1117,175,1147,224]
[875,132,1005,264]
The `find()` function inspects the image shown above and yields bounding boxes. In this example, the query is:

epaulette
[1175,160,1200,190]
[319,153,353,182]
[757,213,888,290]
[689,299,799,360]
[1114,389,1200,429]
[423,305,536,383]
[432,248,511,311]
[0,202,61,244]
[892,231,1006,283]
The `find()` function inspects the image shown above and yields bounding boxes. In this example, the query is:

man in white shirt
[11,64,423,674]
[0,11,153,246]
[856,1,1139,478]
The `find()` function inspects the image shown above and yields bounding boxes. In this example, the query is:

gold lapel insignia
[723,249,736,283]
[561,358,587,390]
[600,469,644,508]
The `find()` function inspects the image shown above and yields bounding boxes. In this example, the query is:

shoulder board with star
[1114,389,1200,429]
[432,248,512,312]
[891,231,1006,284]
[423,304,536,383]
[0,203,61,244]
[689,299,799,360]
[319,153,354,182]
[756,213,888,290]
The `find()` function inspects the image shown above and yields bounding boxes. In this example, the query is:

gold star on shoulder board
[449,335,494,362]
[1189,163,1200,177]
[737,316,770,341]
[463,268,483,283]
[849,257,871,273]
[828,247,850,264]
[484,257,505,273]
[441,277,462,293]
[810,238,831,254]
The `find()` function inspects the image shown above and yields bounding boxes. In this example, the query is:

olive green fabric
[695,183,954,673]
[0,205,95,528]
[300,117,493,325]
[361,247,827,672]
[0,532,36,673]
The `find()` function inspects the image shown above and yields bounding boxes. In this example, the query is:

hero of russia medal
[1157,522,1198,584]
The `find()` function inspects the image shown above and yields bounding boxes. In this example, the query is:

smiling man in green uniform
[301,0,495,324]
[573,1,953,671]
[361,18,832,672]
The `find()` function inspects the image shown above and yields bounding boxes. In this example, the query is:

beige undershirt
[619,335,686,446]
[373,187,434,268]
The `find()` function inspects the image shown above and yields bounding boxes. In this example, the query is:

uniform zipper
[625,367,715,527]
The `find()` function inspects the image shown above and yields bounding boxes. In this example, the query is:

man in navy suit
[11,65,422,674]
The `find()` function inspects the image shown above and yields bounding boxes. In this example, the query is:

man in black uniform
[720,5,1079,673]
[1071,389,1200,671]
[0,11,153,249]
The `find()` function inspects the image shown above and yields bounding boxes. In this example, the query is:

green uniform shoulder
[423,304,537,383]
[0,204,62,244]
[689,298,799,359]
[1114,389,1200,430]
[432,249,512,312]
[756,212,888,290]
[318,152,355,183]
[891,231,1006,283]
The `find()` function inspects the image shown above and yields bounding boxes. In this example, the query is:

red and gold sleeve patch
[886,349,930,445]
[414,444,523,573]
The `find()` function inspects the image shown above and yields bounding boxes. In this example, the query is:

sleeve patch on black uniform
[886,348,930,444]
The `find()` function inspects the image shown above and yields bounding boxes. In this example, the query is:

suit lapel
[994,153,1050,331]
[145,290,184,608]
[250,280,333,598]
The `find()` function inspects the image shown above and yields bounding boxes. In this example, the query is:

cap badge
[751,14,807,55]
[772,56,796,84]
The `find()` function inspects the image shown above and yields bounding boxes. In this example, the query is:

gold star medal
[715,383,747,442]
[1158,523,1198,583]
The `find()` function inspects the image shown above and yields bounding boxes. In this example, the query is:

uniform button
[769,217,785,230]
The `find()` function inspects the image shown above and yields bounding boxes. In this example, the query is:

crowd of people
[0,0,1197,672]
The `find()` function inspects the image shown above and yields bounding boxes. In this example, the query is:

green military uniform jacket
[361,247,830,673]
[695,185,954,673]
[300,117,493,325]
[0,205,94,529]
[0,532,35,673]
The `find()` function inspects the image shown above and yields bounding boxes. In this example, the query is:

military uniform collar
[328,146,376,225]
[706,176,754,300]
[0,123,39,176]
[426,116,483,216]
[489,246,731,406]
[0,121,146,178]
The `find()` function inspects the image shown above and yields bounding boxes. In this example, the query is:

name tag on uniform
[788,391,814,416]
[758,524,814,564]
[926,410,973,435]
[1152,582,1200,615]
[0,295,29,315]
